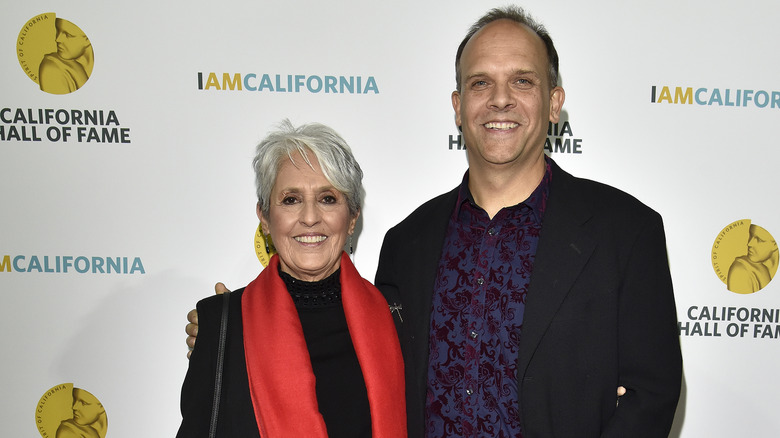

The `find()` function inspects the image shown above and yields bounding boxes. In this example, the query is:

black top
[177,268,372,438]
[280,267,372,437]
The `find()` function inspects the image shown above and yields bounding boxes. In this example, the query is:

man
[373,6,681,437]
[188,6,682,437]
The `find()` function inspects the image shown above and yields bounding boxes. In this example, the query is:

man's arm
[185,282,230,358]
[603,214,683,437]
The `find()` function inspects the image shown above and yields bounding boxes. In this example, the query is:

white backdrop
[2,1,779,436]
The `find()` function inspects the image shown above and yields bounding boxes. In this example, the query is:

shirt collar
[454,155,552,223]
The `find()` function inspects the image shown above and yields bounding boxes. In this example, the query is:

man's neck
[467,155,546,219]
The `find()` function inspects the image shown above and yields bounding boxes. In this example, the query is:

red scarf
[242,252,407,437]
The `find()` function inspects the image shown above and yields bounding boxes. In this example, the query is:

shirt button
[469,330,478,340]
[476,278,484,285]
[466,388,474,395]
[488,228,496,236]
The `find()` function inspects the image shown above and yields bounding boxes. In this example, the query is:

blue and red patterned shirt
[425,160,551,438]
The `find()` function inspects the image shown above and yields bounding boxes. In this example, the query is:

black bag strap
[209,291,231,438]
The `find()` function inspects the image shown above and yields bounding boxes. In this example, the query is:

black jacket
[374,160,682,437]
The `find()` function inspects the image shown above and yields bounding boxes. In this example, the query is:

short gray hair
[455,6,559,92]
[253,120,364,218]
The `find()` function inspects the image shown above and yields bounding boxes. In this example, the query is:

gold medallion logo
[254,223,276,267]
[17,13,94,94]
[712,220,778,294]
[35,383,107,438]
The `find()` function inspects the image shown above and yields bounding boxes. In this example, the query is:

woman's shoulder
[195,288,246,336]
[197,287,245,310]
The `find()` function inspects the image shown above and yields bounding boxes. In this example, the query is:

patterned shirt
[425,160,551,438]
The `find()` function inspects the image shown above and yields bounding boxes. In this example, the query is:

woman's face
[259,152,357,281]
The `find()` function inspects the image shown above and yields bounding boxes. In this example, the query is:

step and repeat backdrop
[2,0,778,436]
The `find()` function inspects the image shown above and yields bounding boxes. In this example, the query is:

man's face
[452,19,563,171]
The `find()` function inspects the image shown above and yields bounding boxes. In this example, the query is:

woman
[177,120,406,437]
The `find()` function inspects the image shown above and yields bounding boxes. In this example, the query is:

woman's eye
[321,195,337,204]
[281,196,298,205]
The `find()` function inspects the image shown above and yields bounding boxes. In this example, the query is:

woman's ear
[257,202,269,234]
[348,210,360,235]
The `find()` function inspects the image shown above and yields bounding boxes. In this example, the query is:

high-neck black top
[280,267,372,437]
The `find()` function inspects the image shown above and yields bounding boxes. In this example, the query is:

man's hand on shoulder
[185,282,231,359]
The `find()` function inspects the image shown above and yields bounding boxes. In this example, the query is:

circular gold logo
[254,223,276,267]
[35,384,107,438]
[712,220,778,294]
[17,13,94,94]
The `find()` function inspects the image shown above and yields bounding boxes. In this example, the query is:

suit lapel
[518,161,596,376]
[404,189,458,370]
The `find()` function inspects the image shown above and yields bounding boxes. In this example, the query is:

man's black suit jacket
[375,159,682,437]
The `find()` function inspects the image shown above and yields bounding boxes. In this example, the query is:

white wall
[2,1,779,436]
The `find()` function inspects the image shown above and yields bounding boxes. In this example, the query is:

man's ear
[452,90,463,131]
[548,86,565,123]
